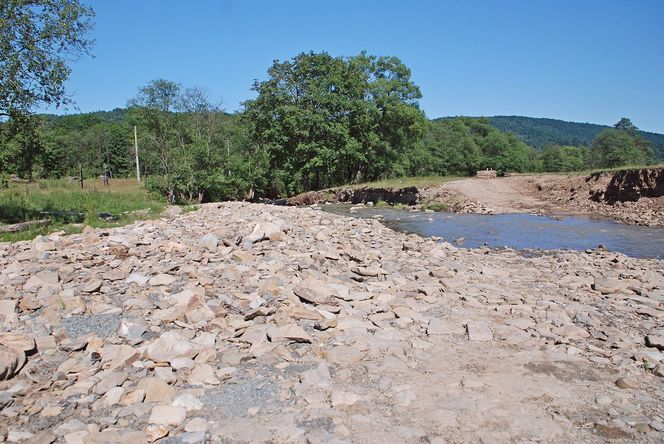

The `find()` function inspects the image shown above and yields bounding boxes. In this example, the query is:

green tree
[591,118,655,168]
[613,117,637,134]
[244,51,426,195]
[129,80,263,203]
[0,0,94,117]
[129,79,181,201]
[419,118,539,176]
[0,112,43,180]
[540,145,588,172]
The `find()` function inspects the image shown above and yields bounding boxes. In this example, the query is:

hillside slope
[488,115,664,159]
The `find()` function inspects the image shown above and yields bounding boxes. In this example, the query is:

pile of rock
[0,202,663,442]
[475,169,497,179]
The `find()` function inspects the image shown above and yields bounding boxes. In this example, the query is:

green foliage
[421,202,448,212]
[0,178,165,241]
[591,124,655,169]
[540,145,588,172]
[129,80,267,203]
[38,114,134,178]
[0,0,94,116]
[406,117,540,176]
[244,51,427,195]
[489,116,664,160]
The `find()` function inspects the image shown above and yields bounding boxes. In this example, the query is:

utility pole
[134,126,141,182]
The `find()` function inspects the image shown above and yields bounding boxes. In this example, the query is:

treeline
[0,51,659,202]
[489,115,664,159]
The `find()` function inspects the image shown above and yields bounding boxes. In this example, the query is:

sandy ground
[440,176,561,213]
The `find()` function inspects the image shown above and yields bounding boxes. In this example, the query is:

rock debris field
[1,202,663,443]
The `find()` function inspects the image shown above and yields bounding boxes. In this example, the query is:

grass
[374,200,410,209]
[421,202,448,212]
[512,162,664,177]
[0,178,166,242]
[332,175,463,190]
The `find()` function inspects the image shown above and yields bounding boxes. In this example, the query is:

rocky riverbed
[1,202,663,443]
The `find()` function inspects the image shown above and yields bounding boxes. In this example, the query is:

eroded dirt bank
[1,202,663,442]
[292,167,664,227]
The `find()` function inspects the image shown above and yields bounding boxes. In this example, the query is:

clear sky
[49,0,664,133]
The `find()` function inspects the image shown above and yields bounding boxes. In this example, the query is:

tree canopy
[0,0,94,117]
[244,51,427,195]
[591,119,655,168]
[403,118,541,176]
[128,79,265,203]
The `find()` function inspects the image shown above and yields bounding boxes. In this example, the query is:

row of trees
[2,97,654,201]
[0,2,658,202]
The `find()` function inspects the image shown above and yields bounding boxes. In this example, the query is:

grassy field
[0,178,165,242]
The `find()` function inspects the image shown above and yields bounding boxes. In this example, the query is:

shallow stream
[321,205,664,259]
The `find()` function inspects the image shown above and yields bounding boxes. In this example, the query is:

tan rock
[137,378,175,403]
[184,295,216,324]
[148,274,176,287]
[293,278,340,305]
[466,321,493,341]
[184,417,208,433]
[269,324,312,343]
[172,392,203,411]
[145,424,169,442]
[148,405,187,426]
[615,377,639,389]
[120,389,145,406]
[187,364,221,385]
[145,331,199,363]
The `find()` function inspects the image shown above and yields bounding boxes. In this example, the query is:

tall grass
[0,178,165,241]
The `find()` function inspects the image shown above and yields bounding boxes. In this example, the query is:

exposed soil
[291,167,664,227]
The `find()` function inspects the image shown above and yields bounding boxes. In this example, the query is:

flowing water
[321,205,664,259]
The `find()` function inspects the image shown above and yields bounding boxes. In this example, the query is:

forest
[489,115,664,159]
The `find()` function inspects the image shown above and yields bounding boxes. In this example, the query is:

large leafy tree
[591,118,655,168]
[540,145,587,172]
[244,51,427,195]
[0,0,94,179]
[0,0,94,117]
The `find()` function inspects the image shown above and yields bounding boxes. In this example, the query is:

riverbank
[1,202,663,442]
[290,167,664,227]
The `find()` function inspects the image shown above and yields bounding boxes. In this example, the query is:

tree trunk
[0,219,51,233]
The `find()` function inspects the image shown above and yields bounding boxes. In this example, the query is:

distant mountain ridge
[486,115,664,159]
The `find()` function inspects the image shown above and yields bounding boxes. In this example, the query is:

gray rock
[197,233,218,251]
[466,321,494,341]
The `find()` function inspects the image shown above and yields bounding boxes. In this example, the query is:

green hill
[487,115,664,159]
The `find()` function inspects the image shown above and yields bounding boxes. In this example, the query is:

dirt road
[440,176,556,213]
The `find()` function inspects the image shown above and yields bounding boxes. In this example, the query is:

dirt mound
[527,168,664,226]
[589,168,664,204]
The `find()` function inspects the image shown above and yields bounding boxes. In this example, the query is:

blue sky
[51,0,664,133]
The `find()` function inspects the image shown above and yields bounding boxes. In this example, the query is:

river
[321,205,664,259]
